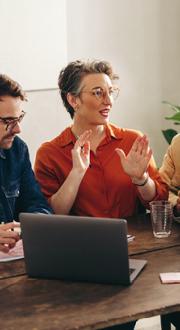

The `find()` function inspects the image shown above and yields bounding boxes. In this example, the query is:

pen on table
[127,234,135,242]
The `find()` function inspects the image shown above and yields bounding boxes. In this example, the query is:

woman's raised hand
[72,130,92,173]
[116,135,152,180]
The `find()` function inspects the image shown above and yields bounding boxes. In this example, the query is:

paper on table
[0,239,24,262]
[160,272,180,284]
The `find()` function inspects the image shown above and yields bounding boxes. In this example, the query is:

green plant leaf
[162,129,178,144]
[161,101,180,143]
[162,101,180,112]
[165,112,180,122]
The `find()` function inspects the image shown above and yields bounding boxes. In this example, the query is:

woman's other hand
[116,135,152,181]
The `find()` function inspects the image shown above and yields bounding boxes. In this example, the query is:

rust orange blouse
[34,124,168,218]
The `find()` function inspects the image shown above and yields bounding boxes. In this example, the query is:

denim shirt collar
[0,149,6,159]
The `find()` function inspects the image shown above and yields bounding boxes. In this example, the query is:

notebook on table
[19,213,147,285]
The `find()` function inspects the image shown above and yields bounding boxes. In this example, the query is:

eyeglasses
[0,111,26,131]
[80,87,120,102]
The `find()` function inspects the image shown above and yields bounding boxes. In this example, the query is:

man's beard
[0,133,16,149]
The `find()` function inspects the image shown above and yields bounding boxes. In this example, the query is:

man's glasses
[0,111,26,131]
[80,87,120,102]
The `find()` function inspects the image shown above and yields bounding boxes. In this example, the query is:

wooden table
[0,215,180,330]
[128,214,180,255]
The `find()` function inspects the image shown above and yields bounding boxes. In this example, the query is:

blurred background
[0,0,180,165]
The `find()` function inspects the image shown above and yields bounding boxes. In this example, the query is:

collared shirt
[0,136,52,223]
[35,123,168,218]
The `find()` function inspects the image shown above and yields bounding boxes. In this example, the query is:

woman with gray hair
[35,59,167,220]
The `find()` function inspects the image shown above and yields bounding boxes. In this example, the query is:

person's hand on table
[0,222,20,253]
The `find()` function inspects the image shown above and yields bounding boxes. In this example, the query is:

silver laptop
[20,213,147,285]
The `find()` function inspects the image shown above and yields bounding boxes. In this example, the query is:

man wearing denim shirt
[0,74,52,253]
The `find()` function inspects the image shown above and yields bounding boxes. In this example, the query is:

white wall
[160,0,180,141]
[1,0,180,166]
[160,0,180,102]
[0,0,67,89]
[20,90,71,164]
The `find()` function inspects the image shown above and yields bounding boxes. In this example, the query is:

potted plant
[162,101,180,144]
